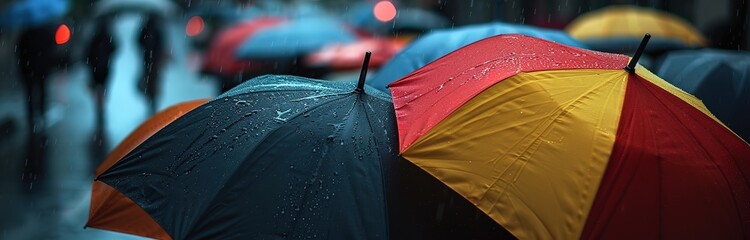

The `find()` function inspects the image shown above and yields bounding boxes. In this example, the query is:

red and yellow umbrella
[388,34,750,239]
[88,99,208,239]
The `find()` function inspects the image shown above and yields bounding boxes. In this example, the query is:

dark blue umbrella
[656,49,750,141]
[235,17,357,60]
[0,0,68,29]
[88,61,513,238]
[368,22,587,93]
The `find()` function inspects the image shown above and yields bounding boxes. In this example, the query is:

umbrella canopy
[566,5,707,53]
[369,22,586,93]
[87,72,516,239]
[235,17,358,60]
[201,17,285,77]
[88,99,208,239]
[304,38,405,71]
[389,34,750,239]
[0,0,69,28]
[656,49,750,141]
[93,0,177,18]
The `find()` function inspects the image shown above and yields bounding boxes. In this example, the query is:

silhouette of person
[138,14,167,114]
[16,22,59,185]
[85,18,116,164]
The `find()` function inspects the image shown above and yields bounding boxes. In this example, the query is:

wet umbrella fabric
[369,22,586,93]
[656,49,750,141]
[88,99,209,239]
[566,5,707,53]
[235,17,358,60]
[389,34,750,239]
[0,0,69,28]
[86,75,513,239]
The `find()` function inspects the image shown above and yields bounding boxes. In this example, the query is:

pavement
[0,13,217,239]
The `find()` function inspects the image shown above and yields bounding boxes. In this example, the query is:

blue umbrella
[235,17,357,60]
[656,49,750,141]
[368,22,587,93]
[0,0,69,29]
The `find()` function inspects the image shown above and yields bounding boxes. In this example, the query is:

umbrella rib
[360,98,391,238]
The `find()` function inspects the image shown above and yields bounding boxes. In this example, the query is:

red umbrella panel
[388,34,750,239]
[200,17,284,77]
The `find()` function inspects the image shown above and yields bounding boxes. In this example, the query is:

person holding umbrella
[138,13,168,114]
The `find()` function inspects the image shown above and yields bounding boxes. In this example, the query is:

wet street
[0,14,217,239]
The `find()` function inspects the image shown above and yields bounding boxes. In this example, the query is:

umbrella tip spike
[625,33,651,74]
[356,52,372,93]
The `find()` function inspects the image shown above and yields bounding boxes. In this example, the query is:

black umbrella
[656,49,750,141]
[87,53,513,239]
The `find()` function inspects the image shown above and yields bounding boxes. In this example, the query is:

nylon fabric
[389,34,628,152]
[581,74,750,239]
[402,69,627,239]
[95,99,207,177]
[87,181,171,240]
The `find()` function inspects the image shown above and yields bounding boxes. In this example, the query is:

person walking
[138,14,167,114]
[16,22,59,185]
[85,18,116,163]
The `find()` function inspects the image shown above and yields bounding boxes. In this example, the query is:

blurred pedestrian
[138,14,168,114]
[16,22,59,185]
[85,18,116,163]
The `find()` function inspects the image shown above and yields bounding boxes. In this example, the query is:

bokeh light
[55,24,70,45]
[186,16,205,37]
[373,1,397,22]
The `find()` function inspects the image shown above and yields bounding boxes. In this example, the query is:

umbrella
[369,22,586,93]
[566,5,707,53]
[304,38,405,71]
[93,0,177,18]
[235,17,358,60]
[86,55,517,239]
[388,34,750,239]
[0,0,69,28]
[656,49,750,141]
[201,17,285,77]
[88,99,208,238]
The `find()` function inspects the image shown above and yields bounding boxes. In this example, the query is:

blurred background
[0,0,747,239]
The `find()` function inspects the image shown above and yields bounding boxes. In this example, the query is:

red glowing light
[373,1,397,22]
[186,16,205,37]
[55,24,70,45]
